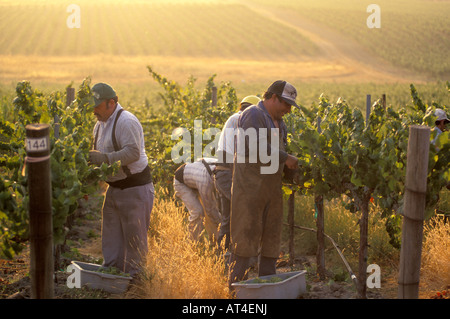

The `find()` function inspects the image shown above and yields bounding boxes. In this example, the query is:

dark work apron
[230,118,286,259]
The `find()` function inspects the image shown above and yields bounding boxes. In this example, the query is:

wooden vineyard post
[398,125,430,299]
[355,95,373,299]
[66,87,75,106]
[288,191,295,266]
[357,197,369,299]
[315,195,325,280]
[315,116,325,280]
[210,86,217,124]
[366,95,371,127]
[26,124,53,299]
[211,86,217,107]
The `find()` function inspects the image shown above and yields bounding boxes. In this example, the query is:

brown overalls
[230,102,287,260]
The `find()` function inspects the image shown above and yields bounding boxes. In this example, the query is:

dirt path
[240,1,427,84]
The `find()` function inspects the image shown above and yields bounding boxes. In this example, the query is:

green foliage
[144,66,237,195]
[0,70,448,259]
[96,266,130,278]
[286,84,450,248]
[0,179,27,259]
[248,276,283,284]
[0,79,117,258]
[48,78,118,245]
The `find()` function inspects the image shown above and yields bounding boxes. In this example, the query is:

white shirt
[181,158,219,223]
[217,111,241,163]
[432,126,443,145]
[93,103,148,182]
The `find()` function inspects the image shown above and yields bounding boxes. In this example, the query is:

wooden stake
[66,87,75,107]
[211,86,217,107]
[26,124,53,299]
[315,195,325,280]
[398,125,430,299]
[358,196,369,299]
[288,191,295,266]
[210,86,218,124]
[315,116,325,279]
[366,95,371,127]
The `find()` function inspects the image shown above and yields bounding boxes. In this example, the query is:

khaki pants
[173,179,220,241]
[101,182,154,277]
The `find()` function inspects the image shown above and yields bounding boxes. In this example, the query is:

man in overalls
[215,95,261,250]
[228,80,299,287]
[88,83,154,278]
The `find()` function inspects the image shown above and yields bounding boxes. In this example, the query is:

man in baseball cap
[228,80,299,290]
[89,82,154,279]
[266,80,300,110]
[432,108,449,146]
[435,108,449,126]
[432,109,450,190]
[92,82,117,108]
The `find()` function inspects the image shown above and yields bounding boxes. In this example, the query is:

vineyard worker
[215,95,261,250]
[88,82,154,278]
[432,108,449,146]
[432,108,450,190]
[173,158,222,242]
[228,80,299,287]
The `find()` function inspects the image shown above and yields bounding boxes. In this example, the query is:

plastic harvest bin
[231,270,307,299]
[70,261,132,294]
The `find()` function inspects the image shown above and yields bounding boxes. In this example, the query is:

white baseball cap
[435,109,449,124]
[267,80,299,109]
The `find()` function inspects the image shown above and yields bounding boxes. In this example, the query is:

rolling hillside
[0,0,448,110]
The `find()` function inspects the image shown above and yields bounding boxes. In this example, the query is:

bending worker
[88,82,154,278]
[174,158,222,242]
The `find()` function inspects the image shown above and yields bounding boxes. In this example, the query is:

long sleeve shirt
[181,158,220,224]
[93,103,148,182]
[235,101,288,167]
[216,111,241,165]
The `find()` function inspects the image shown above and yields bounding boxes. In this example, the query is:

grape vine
[0,78,117,259]
[1,71,448,273]
[285,83,450,248]
[143,66,237,195]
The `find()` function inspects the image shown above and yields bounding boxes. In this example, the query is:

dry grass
[421,216,450,293]
[128,196,231,299]
[288,195,398,265]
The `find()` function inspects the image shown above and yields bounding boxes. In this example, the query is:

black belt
[174,163,186,184]
[174,160,215,184]
[107,165,152,190]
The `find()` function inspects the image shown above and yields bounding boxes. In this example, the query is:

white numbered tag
[25,137,49,152]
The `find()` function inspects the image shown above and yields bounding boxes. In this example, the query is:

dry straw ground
[421,216,450,294]
[131,197,231,299]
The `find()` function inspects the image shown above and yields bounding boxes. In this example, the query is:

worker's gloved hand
[88,150,109,166]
